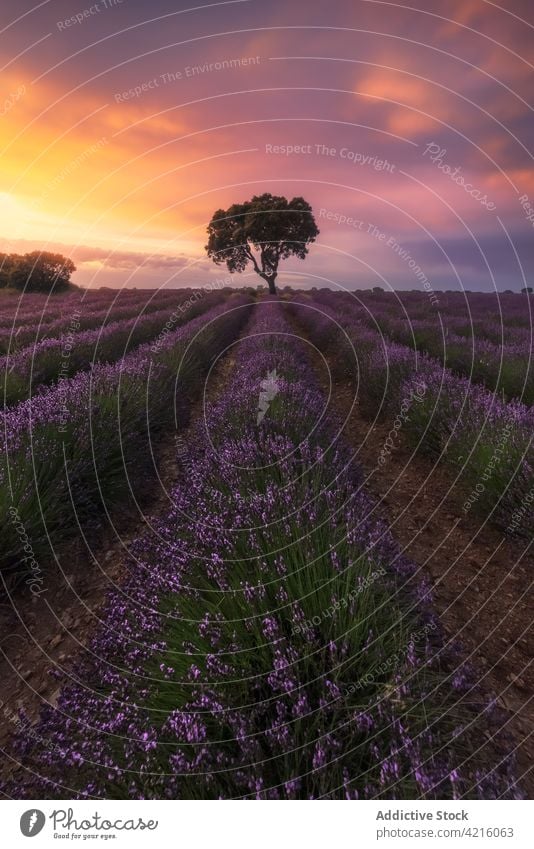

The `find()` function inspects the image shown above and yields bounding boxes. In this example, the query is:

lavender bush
[0,294,252,588]
[6,300,521,800]
[290,293,534,539]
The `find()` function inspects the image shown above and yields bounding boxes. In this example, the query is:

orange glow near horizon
[0,0,532,290]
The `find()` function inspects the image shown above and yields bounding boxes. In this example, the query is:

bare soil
[309,357,534,797]
[0,343,242,792]
[2,303,531,799]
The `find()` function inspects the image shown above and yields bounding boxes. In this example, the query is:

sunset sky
[0,0,533,291]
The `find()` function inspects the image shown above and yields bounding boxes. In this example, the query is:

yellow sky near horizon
[0,0,533,291]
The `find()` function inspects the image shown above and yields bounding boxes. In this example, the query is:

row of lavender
[0,287,184,329]
[370,305,533,406]
[333,291,534,405]
[358,290,534,331]
[0,289,194,354]
[0,293,251,590]
[0,289,151,334]
[1,292,223,407]
[8,300,520,799]
[290,293,534,539]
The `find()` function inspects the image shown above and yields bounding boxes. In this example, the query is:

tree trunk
[266,273,277,295]
[258,270,278,294]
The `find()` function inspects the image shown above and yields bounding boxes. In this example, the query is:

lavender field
[0,286,531,800]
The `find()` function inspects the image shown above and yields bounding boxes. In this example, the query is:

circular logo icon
[20,810,46,837]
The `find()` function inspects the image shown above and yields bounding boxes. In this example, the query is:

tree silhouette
[206,193,319,294]
[4,251,76,292]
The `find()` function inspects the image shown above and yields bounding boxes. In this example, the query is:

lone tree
[206,193,319,294]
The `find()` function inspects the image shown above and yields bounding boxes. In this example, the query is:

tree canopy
[0,251,76,292]
[206,193,319,293]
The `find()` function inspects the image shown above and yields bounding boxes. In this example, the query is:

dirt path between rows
[0,305,254,793]
[296,332,534,798]
[3,298,531,798]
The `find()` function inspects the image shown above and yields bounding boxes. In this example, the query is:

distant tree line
[0,251,76,293]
